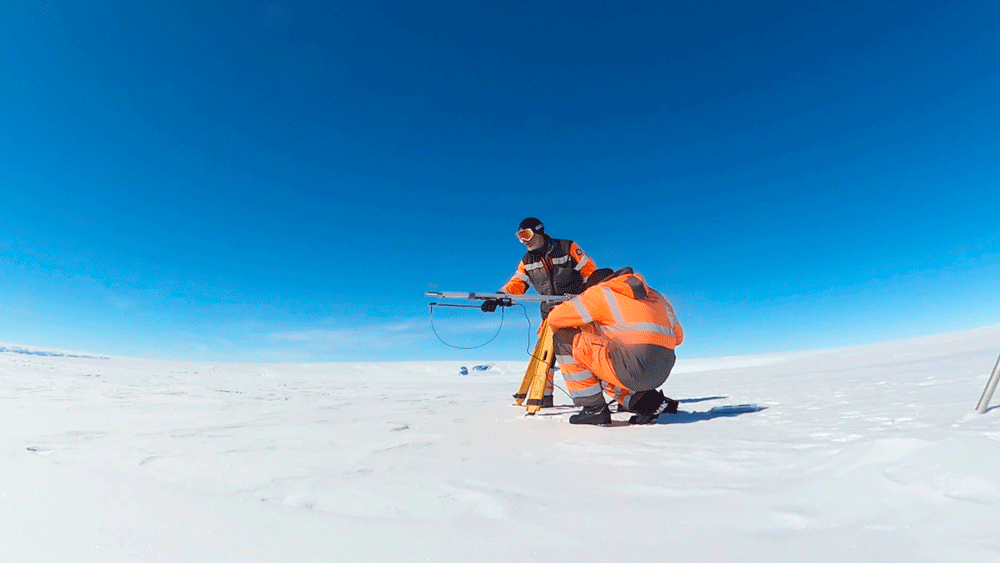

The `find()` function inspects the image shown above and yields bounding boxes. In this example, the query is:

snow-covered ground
[3,325,1000,562]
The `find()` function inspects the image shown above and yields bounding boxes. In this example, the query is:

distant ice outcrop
[0,346,106,359]
[458,364,493,375]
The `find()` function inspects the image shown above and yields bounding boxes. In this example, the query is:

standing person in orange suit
[481,217,599,407]
[546,267,683,425]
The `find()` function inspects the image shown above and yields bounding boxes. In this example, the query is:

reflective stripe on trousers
[553,328,629,407]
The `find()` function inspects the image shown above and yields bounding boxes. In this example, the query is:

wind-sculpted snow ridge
[2,324,1000,563]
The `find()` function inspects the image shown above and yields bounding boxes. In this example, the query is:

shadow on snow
[677,396,727,404]
[657,403,767,425]
[534,396,767,426]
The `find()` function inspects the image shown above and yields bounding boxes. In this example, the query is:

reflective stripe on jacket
[546,268,683,349]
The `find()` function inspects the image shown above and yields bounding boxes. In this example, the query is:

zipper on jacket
[544,256,555,294]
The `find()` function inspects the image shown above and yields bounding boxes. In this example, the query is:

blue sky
[2,1,999,362]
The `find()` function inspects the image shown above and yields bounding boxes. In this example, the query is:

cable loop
[428,302,572,400]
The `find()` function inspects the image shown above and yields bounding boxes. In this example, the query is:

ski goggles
[516,228,537,243]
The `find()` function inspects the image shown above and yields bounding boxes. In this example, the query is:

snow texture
[3,325,1000,562]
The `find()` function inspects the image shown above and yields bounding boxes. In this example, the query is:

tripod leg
[525,321,555,414]
[514,320,552,405]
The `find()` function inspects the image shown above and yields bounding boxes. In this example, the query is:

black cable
[517,304,534,356]
[514,306,574,400]
[429,302,572,399]
[429,303,508,350]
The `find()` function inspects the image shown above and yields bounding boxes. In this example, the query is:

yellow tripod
[513,320,555,414]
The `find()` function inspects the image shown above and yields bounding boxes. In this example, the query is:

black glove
[481,299,501,313]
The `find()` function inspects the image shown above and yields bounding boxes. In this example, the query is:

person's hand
[481,299,501,313]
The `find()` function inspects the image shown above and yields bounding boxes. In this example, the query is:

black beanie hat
[518,217,544,233]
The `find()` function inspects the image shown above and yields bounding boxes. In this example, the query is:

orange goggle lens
[516,228,535,242]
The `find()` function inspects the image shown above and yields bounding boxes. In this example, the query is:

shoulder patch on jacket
[575,248,583,256]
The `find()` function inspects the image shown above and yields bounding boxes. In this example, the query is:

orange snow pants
[554,328,674,409]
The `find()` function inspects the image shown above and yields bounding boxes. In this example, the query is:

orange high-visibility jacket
[500,237,597,318]
[500,237,597,297]
[546,269,683,350]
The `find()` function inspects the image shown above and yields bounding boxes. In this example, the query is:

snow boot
[569,404,612,426]
[628,390,678,424]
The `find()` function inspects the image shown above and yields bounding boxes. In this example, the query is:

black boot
[569,404,612,426]
[628,390,679,424]
[661,396,679,414]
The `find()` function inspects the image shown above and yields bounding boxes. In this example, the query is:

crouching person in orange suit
[546,267,684,426]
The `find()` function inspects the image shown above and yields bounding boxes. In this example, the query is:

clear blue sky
[2,1,998,362]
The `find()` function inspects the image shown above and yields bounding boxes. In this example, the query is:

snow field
[2,325,1000,562]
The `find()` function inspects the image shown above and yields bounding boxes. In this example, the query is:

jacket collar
[527,235,553,258]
